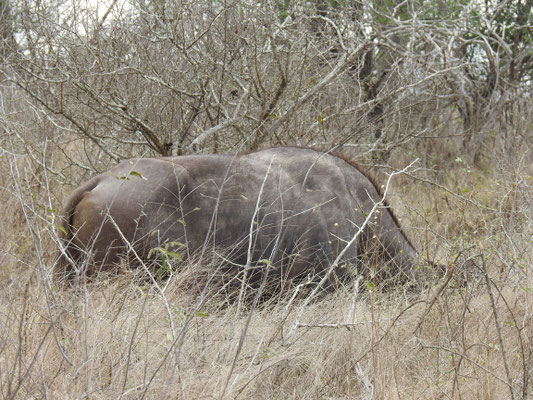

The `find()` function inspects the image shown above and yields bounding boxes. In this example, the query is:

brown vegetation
[1,0,532,398]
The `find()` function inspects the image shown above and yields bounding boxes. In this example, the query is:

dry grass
[2,258,533,399]
[1,155,533,399]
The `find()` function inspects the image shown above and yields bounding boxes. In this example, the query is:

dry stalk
[480,248,516,400]
[413,263,455,334]
[287,159,419,341]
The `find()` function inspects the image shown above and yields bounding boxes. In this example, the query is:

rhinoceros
[57,146,436,288]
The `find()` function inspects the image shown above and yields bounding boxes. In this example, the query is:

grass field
[1,152,532,399]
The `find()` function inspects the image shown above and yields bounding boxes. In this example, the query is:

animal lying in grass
[57,146,442,289]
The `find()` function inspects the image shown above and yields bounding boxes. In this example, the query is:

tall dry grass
[1,150,533,399]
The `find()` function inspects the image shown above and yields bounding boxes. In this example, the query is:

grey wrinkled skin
[57,147,430,288]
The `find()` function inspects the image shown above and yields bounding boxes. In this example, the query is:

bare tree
[1,0,531,173]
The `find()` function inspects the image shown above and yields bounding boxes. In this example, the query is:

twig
[413,263,455,334]
[480,247,516,400]
[287,159,419,340]
[270,39,374,134]
[187,118,238,151]
[296,318,393,330]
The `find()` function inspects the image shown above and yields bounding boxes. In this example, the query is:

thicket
[0,0,532,398]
